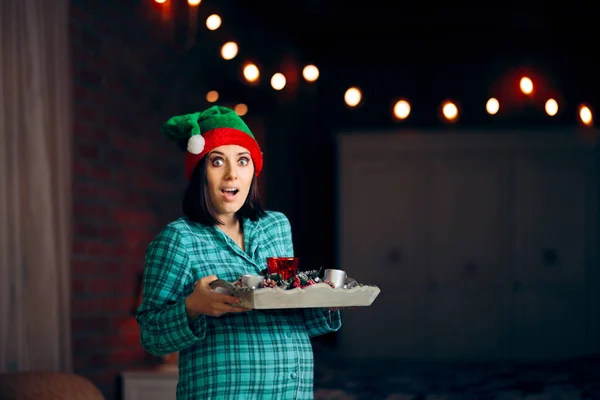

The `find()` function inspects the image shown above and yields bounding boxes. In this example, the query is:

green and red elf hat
[160,105,263,180]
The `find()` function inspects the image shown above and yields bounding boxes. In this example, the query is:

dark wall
[70,1,200,396]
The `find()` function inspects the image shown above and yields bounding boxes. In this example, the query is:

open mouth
[221,188,239,198]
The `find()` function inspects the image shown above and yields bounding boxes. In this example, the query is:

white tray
[212,281,381,309]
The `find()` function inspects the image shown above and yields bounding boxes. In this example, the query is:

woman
[136,105,342,399]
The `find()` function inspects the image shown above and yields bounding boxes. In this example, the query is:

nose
[224,163,238,180]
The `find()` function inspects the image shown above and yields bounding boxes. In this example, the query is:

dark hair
[182,156,266,226]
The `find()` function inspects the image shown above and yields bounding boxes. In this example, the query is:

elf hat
[161,105,263,180]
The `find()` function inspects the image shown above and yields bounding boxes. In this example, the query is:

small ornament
[292,276,302,288]
[303,279,317,288]
[250,268,353,290]
[295,272,310,286]
[267,273,285,286]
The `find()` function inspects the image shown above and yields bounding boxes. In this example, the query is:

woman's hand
[185,275,251,318]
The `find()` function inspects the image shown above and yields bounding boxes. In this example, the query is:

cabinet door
[123,377,177,400]
[338,155,429,359]
[423,154,513,361]
[511,152,594,359]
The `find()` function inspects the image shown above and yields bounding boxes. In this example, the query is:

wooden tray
[211,281,381,309]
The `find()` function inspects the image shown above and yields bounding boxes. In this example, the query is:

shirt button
[286,331,293,338]
[290,372,297,380]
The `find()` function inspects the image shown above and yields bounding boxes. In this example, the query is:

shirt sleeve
[136,225,206,357]
[303,308,342,338]
[276,213,343,337]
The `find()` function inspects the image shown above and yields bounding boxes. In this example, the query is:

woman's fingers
[211,298,251,316]
[224,304,252,313]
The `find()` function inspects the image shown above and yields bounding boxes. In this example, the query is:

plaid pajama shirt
[136,211,342,399]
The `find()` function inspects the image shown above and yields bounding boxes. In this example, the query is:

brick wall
[69,1,201,397]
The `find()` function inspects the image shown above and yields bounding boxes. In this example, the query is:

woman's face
[206,144,254,220]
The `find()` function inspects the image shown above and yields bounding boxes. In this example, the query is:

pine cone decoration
[292,276,302,288]
[323,280,336,288]
[267,273,285,286]
[263,278,278,288]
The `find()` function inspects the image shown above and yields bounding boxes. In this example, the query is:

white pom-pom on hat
[187,134,205,154]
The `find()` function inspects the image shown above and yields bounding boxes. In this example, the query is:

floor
[313,348,600,400]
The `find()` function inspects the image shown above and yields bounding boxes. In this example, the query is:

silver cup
[324,269,346,289]
[241,274,264,289]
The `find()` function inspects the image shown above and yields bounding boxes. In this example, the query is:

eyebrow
[210,151,250,156]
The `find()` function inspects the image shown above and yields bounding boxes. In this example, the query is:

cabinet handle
[512,280,522,292]
[463,262,477,275]
[386,250,402,264]
[428,280,438,292]
[542,248,558,266]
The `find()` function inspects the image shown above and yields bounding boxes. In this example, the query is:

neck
[217,214,244,251]
[219,214,239,231]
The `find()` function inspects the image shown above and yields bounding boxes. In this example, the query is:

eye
[238,157,250,166]
[211,157,224,166]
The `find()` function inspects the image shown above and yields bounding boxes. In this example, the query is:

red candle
[266,257,299,281]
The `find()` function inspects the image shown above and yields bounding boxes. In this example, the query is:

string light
[271,73,286,90]
[206,90,219,103]
[153,7,595,127]
[235,104,248,116]
[344,87,362,107]
[579,105,593,126]
[243,63,260,83]
[520,77,533,95]
[188,0,201,5]
[206,14,221,30]
[545,99,558,116]
[221,42,238,60]
[442,101,458,121]
[393,100,410,120]
[486,98,499,115]
[302,65,319,82]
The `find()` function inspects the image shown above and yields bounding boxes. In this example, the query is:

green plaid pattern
[136,211,342,399]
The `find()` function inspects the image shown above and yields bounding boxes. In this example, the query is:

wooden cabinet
[336,132,600,362]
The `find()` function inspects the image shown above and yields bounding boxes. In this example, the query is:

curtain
[0,0,73,372]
